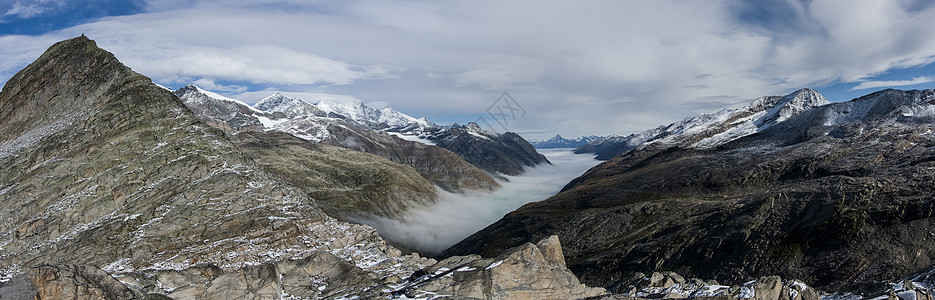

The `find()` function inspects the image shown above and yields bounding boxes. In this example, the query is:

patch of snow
[387,132,436,145]
[897,290,917,300]
[102,258,135,274]
[737,283,755,299]
[0,111,89,159]
[902,105,935,117]
[692,111,763,149]
[0,184,13,196]
[153,82,172,91]
[485,260,503,270]
[468,130,491,140]
[256,116,286,129]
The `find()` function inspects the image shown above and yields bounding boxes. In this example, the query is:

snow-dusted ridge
[576,88,831,159]
[176,84,266,114]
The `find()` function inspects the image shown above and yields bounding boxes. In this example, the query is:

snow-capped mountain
[576,88,829,159]
[378,106,435,129]
[251,93,434,131]
[175,86,548,176]
[254,92,325,118]
[529,134,599,149]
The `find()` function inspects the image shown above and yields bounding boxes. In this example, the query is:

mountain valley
[3,35,935,300]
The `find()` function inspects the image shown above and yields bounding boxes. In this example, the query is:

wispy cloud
[850,76,933,90]
[3,0,66,19]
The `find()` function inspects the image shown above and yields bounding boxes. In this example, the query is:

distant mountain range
[529,134,600,149]
[174,84,549,179]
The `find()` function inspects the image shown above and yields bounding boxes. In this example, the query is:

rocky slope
[447,88,935,294]
[575,88,828,159]
[230,131,438,221]
[0,36,605,299]
[0,35,346,280]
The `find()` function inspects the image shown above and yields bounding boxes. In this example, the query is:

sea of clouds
[356,148,601,255]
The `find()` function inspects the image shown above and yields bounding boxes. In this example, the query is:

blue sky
[1,0,934,139]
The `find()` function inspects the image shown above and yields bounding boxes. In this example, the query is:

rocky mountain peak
[465,121,484,132]
[254,92,324,118]
[0,35,175,154]
[749,88,828,127]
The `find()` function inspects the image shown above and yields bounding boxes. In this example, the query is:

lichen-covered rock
[29,265,142,300]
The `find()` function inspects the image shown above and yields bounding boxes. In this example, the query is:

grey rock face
[447,88,935,294]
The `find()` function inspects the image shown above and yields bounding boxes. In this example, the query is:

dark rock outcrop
[429,122,551,176]
[446,88,935,294]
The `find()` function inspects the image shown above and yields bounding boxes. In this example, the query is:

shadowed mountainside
[446,88,935,294]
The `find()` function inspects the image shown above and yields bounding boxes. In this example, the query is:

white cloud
[192,78,247,94]
[355,148,601,254]
[850,76,933,91]
[2,0,935,139]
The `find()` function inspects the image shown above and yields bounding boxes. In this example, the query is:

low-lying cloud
[355,148,601,255]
